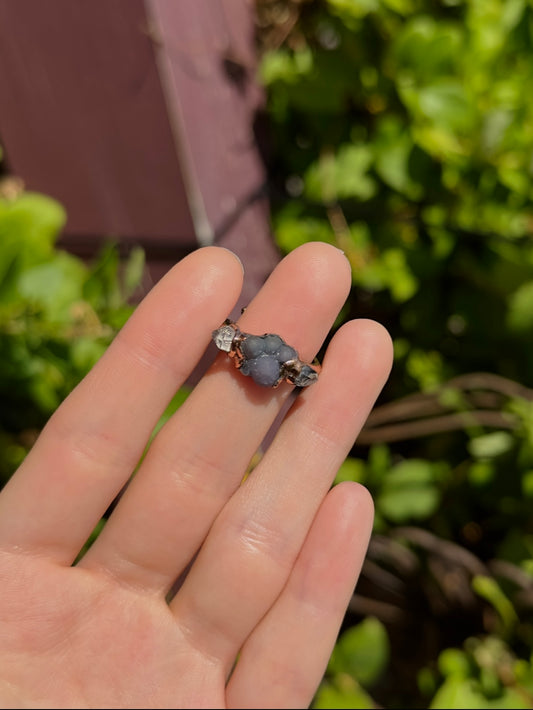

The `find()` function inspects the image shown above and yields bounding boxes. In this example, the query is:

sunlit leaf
[377,459,443,522]
[304,144,377,203]
[467,432,515,459]
[328,617,390,688]
[17,253,87,322]
[430,677,497,709]
[507,282,533,332]
[438,648,472,679]
[471,576,518,633]
[335,457,367,484]
[313,678,376,709]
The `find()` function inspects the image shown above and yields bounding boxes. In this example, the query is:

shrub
[255,0,533,707]
[0,179,144,483]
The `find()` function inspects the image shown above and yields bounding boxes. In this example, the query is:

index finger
[0,247,244,563]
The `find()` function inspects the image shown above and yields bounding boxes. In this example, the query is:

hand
[0,242,392,709]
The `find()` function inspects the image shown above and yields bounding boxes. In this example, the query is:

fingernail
[219,247,244,274]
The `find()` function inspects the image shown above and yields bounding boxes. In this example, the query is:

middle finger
[79,243,351,593]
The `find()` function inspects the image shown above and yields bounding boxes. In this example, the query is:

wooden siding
[0,0,280,302]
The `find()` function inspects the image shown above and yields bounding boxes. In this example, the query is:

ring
[212,319,321,388]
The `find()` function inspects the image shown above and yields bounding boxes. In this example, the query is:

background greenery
[255,0,533,707]
[0,176,146,480]
[1,0,533,707]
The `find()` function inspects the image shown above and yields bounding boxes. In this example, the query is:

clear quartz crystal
[212,325,237,352]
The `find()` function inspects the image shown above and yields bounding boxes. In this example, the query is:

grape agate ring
[212,319,321,388]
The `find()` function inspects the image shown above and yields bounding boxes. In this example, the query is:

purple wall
[0,0,279,300]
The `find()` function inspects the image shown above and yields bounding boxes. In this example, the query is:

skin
[0,242,393,709]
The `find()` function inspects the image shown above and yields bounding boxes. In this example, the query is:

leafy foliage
[256,0,533,707]
[2,1,533,706]
[314,617,389,708]
[0,182,144,483]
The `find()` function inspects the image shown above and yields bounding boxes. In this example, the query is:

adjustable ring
[212,319,321,388]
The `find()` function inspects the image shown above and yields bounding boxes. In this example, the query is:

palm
[0,244,392,709]
[0,555,224,708]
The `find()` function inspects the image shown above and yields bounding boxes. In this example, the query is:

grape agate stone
[237,334,299,387]
[212,320,320,388]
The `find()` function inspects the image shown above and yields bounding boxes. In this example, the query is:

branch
[358,410,517,444]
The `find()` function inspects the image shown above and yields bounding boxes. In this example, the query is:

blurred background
[1,0,533,707]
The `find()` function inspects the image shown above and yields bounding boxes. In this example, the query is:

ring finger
[170,319,393,668]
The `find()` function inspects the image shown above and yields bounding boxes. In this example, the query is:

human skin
[0,242,393,708]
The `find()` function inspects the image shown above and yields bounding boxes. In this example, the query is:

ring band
[212,319,321,388]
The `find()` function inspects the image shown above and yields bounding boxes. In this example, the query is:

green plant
[314,617,390,708]
[0,182,145,483]
[256,0,533,707]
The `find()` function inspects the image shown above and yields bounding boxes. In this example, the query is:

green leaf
[313,678,376,709]
[123,246,145,300]
[69,337,108,374]
[381,248,418,301]
[335,457,367,484]
[430,677,495,709]
[468,460,496,487]
[83,242,123,312]
[471,576,518,634]
[374,121,422,199]
[27,358,65,413]
[415,81,477,133]
[0,192,66,294]
[406,348,444,390]
[259,47,313,86]
[507,281,533,332]
[0,191,66,249]
[367,444,391,485]
[501,0,527,33]
[495,688,533,709]
[304,144,376,203]
[522,470,533,498]
[481,109,514,155]
[328,617,390,688]
[438,648,472,679]
[325,0,378,20]
[392,17,464,82]
[17,252,87,322]
[380,0,415,14]
[275,213,335,253]
[377,459,442,522]
[467,431,515,459]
